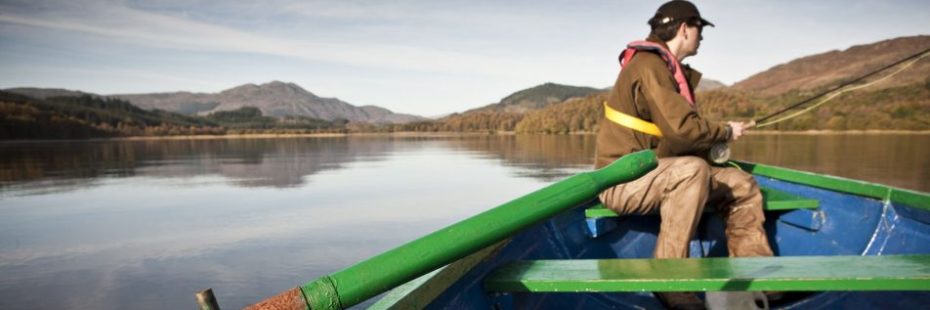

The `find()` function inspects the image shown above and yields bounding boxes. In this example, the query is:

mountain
[3,87,91,99]
[464,82,603,114]
[422,82,603,132]
[113,81,424,124]
[696,35,930,130]
[0,91,223,140]
[515,92,606,134]
[696,79,726,92]
[731,36,930,96]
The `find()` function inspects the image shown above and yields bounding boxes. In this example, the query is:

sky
[1,0,928,116]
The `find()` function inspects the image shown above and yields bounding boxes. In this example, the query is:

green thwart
[584,187,820,218]
[485,255,930,292]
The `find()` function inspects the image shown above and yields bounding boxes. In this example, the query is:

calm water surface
[0,134,927,309]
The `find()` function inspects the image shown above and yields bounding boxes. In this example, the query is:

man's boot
[656,292,706,310]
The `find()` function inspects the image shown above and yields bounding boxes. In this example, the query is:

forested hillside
[0,92,222,139]
[503,75,930,134]
[0,92,350,140]
[388,83,601,133]
[699,79,930,130]
[467,82,602,114]
[515,93,606,133]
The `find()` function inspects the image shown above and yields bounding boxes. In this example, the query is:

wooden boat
[234,150,930,310]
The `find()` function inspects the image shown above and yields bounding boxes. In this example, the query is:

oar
[226,150,657,310]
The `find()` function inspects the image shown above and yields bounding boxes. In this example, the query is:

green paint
[303,276,340,310]
[734,161,930,212]
[758,187,820,210]
[367,268,443,310]
[583,204,619,218]
[585,187,819,218]
[485,255,930,292]
[295,150,657,309]
[367,240,508,310]
[891,188,930,212]
[735,161,889,198]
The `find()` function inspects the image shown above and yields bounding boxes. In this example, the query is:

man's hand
[727,121,750,141]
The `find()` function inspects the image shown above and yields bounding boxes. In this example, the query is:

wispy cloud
[0,0,549,78]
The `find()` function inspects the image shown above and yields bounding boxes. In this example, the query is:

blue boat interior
[415,175,930,309]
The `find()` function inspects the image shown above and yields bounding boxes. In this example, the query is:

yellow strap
[603,102,663,137]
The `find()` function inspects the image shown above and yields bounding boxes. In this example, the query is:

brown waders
[598,156,774,309]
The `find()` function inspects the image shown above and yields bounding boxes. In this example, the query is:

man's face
[682,23,703,57]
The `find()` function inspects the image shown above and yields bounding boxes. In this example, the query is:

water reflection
[0,135,599,196]
[731,134,930,192]
[2,134,928,194]
[0,136,560,310]
[444,135,597,181]
[441,134,930,192]
[0,138,395,194]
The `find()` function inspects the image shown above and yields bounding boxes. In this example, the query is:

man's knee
[731,171,762,203]
[669,156,711,183]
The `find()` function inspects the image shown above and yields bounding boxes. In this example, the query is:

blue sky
[1,0,928,116]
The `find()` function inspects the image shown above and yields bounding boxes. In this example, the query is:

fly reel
[708,143,731,164]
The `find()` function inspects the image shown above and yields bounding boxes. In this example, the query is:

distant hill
[700,35,930,130]
[0,91,223,139]
[423,82,602,132]
[465,82,603,114]
[515,92,606,134]
[731,36,930,96]
[3,87,91,99]
[696,79,726,92]
[0,90,356,140]
[111,81,424,124]
[1,81,428,139]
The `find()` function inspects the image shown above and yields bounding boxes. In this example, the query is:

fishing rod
[707,46,930,164]
[748,46,930,128]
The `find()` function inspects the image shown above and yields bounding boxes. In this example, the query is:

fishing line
[710,47,929,164]
[749,47,930,128]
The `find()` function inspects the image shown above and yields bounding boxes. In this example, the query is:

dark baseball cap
[655,0,715,27]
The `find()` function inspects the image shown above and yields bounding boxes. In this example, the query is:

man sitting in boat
[595,0,772,308]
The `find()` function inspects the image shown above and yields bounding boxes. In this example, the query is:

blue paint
[776,208,824,231]
[584,217,616,238]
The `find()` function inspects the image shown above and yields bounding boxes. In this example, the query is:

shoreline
[746,129,930,135]
[2,129,929,143]
[0,131,501,143]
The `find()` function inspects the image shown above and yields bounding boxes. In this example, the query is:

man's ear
[678,22,689,40]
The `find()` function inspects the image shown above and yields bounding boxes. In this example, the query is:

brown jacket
[595,37,729,169]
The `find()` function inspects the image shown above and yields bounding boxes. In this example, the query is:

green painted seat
[484,255,930,293]
[585,187,819,219]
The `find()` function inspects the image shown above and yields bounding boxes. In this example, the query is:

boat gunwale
[733,160,930,212]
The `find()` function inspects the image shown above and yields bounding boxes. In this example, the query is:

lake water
[1,134,928,309]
